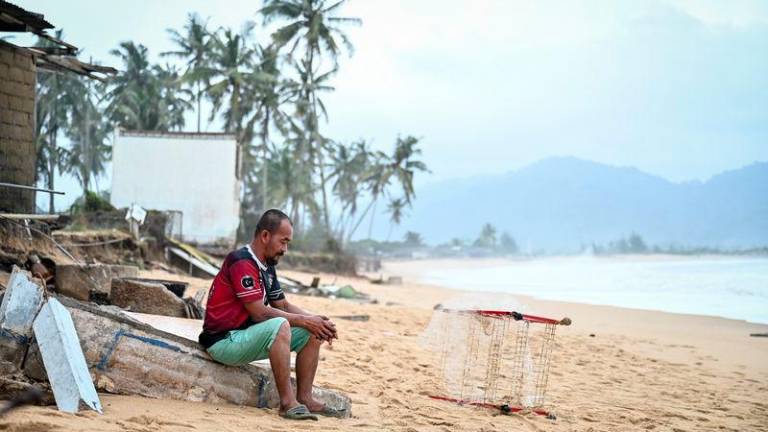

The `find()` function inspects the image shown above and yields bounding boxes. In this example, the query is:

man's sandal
[311,405,347,418]
[280,404,319,421]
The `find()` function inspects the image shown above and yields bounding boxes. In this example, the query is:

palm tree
[205,24,256,136]
[385,198,407,240]
[35,75,67,212]
[261,0,360,65]
[105,41,156,130]
[345,136,429,242]
[162,13,214,132]
[105,41,190,131]
[34,30,78,212]
[268,143,318,234]
[403,231,423,246]
[390,135,429,206]
[475,223,498,249]
[240,44,294,212]
[64,80,111,195]
[329,140,370,238]
[261,0,361,234]
[154,63,193,131]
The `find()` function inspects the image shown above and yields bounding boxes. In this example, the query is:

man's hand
[318,315,338,341]
[301,315,337,342]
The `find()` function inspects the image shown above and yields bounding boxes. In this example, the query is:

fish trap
[422,308,571,418]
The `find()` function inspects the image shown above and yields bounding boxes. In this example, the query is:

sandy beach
[2,261,767,431]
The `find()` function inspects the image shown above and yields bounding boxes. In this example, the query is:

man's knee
[274,318,292,344]
[305,333,322,348]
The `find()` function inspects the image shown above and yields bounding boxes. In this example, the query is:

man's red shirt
[199,246,285,347]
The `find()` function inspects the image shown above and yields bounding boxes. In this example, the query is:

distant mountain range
[382,157,768,251]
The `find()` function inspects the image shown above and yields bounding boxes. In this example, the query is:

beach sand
[2,260,767,431]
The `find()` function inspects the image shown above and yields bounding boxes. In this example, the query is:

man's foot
[298,399,347,418]
[279,404,318,421]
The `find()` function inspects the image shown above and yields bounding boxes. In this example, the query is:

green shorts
[206,317,311,366]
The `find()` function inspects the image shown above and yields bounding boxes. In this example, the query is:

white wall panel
[111,132,240,244]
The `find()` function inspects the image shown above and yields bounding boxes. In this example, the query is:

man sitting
[199,209,339,420]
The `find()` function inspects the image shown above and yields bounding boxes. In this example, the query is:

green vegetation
[69,191,115,214]
[590,233,768,256]
[591,232,648,254]
[33,1,429,252]
[35,30,111,212]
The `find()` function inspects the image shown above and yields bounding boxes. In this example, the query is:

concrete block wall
[0,42,37,213]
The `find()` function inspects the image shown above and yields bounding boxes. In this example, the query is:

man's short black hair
[254,209,292,237]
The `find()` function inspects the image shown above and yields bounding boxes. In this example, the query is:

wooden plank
[0,213,60,220]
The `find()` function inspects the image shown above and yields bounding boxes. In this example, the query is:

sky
[10,0,768,211]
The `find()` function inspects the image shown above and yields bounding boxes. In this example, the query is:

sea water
[417,256,768,324]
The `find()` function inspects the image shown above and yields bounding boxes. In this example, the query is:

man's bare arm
[244,299,335,340]
[271,297,337,341]
[270,298,310,316]
[243,300,304,326]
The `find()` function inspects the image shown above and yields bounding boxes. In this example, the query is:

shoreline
[379,255,768,325]
[380,253,768,264]
[283,266,768,377]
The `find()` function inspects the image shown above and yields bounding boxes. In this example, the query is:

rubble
[110,278,187,318]
[55,264,138,302]
[0,219,353,416]
[0,266,43,365]
[0,359,52,411]
[32,298,102,414]
[0,385,46,416]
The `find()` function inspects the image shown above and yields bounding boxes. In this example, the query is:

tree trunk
[346,196,377,244]
[367,199,378,239]
[318,150,331,235]
[303,47,332,236]
[261,111,270,212]
[196,82,202,133]
[83,105,90,194]
[47,133,55,214]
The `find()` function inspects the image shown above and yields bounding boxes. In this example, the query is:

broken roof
[0,0,53,33]
[0,0,115,81]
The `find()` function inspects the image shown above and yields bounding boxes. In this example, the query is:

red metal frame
[428,395,552,417]
[476,309,560,324]
[445,308,563,325]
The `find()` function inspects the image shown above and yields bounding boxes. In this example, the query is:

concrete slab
[111,278,186,317]
[40,297,350,416]
[55,264,139,302]
[33,298,102,414]
[0,266,43,365]
[123,312,293,369]
[0,266,44,336]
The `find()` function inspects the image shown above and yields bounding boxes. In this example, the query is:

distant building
[110,130,242,245]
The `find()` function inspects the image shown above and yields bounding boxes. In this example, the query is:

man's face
[262,220,293,266]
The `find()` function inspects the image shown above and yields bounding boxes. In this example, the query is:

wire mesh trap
[422,307,571,418]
